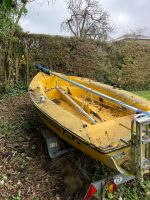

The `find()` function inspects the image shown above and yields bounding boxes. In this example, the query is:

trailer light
[107,180,117,193]
[84,184,97,200]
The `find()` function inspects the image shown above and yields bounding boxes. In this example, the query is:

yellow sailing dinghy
[29,64,150,181]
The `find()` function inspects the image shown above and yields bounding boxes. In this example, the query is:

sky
[20,0,150,39]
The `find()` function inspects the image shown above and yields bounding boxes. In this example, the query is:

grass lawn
[133,91,150,100]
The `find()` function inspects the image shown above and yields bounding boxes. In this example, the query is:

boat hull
[32,101,130,173]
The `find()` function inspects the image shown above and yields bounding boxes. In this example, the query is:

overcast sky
[20,0,150,39]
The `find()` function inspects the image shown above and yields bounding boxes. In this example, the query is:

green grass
[0,82,27,101]
[110,180,150,200]
[133,91,150,100]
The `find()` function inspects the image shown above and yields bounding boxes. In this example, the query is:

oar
[35,64,149,115]
[56,86,96,124]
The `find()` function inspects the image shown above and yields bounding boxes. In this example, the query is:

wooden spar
[35,64,147,115]
[56,86,96,124]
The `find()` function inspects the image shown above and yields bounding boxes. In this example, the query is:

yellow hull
[29,72,150,174]
[34,104,129,173]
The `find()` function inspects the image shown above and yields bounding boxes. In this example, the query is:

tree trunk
[15,54,19,82]
[4,52,9,82]
[25,44,29,85]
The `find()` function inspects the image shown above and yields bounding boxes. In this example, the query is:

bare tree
[61,0,113,40]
